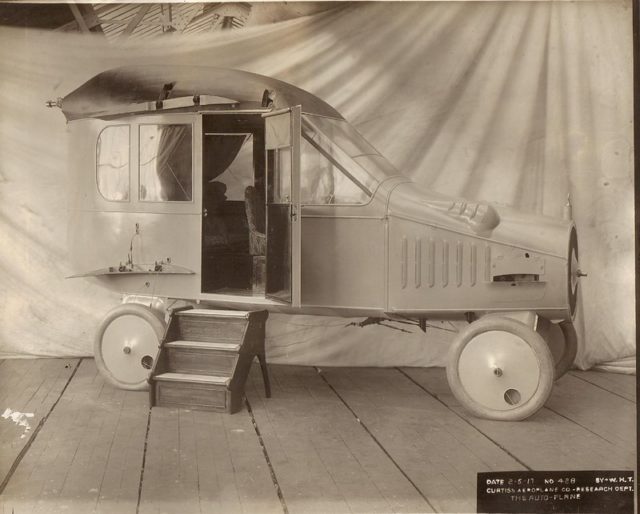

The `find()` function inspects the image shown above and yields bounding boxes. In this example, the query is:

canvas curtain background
[0,1,634,372]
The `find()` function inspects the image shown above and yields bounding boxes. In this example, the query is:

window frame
[299,131,372,207]
[267,145,293,205]
[95,124,131,203]
[138,122,195,204]
[92,114,201,215]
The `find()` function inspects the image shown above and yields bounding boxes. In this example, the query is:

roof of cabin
[60,65,343,121]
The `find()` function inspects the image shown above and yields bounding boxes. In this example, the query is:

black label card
[477,470,635,513]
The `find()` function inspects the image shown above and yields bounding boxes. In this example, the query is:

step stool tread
[177,309,250,318]
[165,340,241,351]
[155,372,230,386]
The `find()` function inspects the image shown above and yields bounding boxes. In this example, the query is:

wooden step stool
[149,308,270,413]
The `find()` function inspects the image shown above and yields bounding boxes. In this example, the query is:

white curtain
[0,1,633,371]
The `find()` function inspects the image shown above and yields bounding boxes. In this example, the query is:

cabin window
[300,131,369,205]
[301,115,399,203]
[96,125,130,201]
[139,124,193,202]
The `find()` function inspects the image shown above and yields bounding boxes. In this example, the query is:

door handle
[203,208,208,218]
[291,205,298,221]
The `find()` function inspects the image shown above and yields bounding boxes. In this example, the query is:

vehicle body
[57,65,584,420]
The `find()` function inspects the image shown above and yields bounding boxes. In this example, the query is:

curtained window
[96,125,130,201]
[139,124,192,202]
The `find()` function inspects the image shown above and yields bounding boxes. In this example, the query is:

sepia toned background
[0,1,634,372]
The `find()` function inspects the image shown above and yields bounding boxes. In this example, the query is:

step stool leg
[257,354,271,398]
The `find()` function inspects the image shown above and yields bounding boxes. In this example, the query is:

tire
[536,317,578,380]
[446,316,555,421]
[555,320,578,379]
[94,303,166,390]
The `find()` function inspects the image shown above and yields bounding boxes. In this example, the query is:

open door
[263,106,301,306]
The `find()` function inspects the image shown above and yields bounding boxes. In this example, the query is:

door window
[267,147,292,204]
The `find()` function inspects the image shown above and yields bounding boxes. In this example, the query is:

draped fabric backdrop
[0,1,634,372]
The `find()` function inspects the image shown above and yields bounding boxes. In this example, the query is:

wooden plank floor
[138,406,282,514]
[0,359,149,514]
[0,359,635,513]
[0,358,80,490]
[400,368,635,472]
[245,366,433,514]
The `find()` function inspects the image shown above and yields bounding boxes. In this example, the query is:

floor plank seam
[315,367,439,513]
[135,406,153,514]
[0,357,82,496]
[543,405,617,445]
[245,398,289,514]
[568,372,635,403]
[22,375,47,407]
[94,387,128,511]
[396,368,533,472]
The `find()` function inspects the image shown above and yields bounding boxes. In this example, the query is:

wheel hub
[100,314,158,386]
[458,330,541,411]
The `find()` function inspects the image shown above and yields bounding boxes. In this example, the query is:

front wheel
[94,303,166,390]
[446,317,555,421]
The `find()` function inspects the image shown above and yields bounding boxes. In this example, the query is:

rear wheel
[556,321,578,378]
[536,317,578,379]
[446,317,555,421]
[94,303,166,390]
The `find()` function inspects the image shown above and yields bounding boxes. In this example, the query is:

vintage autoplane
[53,65,585,420]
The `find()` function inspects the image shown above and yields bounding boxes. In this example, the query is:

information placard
[477,470,634,513]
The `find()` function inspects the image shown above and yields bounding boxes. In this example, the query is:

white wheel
[447,317,555,421]
[94,304,166,390]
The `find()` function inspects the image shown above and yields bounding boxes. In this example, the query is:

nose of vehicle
[567,227,584,318]
[570,250,580,293]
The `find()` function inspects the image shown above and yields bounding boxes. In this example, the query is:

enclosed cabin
[63,65,403,313]
[63,65,579,321]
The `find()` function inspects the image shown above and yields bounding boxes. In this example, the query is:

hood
[387,181,573,258]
